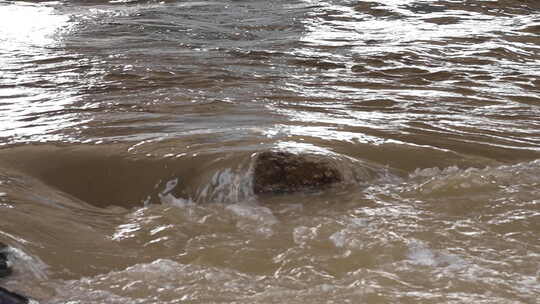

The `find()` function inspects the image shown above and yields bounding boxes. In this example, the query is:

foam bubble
[406,241,465,269]
[329,230,347,248]
[328,218,368,249]
[226,203,278,237]
[226,203,277,224]
[293,226,317,245]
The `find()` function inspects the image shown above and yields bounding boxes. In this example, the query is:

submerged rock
[253,151,342,195]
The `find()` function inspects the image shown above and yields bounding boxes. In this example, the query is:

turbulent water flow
[1,0,539,303]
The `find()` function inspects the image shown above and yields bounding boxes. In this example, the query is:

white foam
[328,218,368,249]
[411,166,460,178]
[196,167,255,204]
[158,178,194,207]
[407,242,437,266]
[54,258,268,303]
[159,193,194,208]
[226,203,277,224]
[6,247,48,280]
[293,226,317,245]
[406,241,465,269]
[408,160,540,197]
[349,217,368,227]
[226,203,278,237]
[329,230,347,248]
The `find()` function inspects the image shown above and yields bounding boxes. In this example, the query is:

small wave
[406,159,540,198]
[156,162,255,206]
[196,166,255,204]
[52,258,267,303]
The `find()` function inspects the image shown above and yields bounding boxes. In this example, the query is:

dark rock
[253,151,342,195]
[0,242,11,278]
[0,253,11,278]
[0,243,31,304]
[0,286,29,304]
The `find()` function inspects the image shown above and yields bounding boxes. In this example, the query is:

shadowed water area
[0,0,539,303]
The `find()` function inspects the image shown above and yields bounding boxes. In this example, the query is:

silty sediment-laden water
[0,0,539,303]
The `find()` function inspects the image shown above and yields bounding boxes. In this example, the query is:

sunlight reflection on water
[0,1,86,143]
[0,1,70,49]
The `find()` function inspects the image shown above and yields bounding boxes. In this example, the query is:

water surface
[1,0,539,303]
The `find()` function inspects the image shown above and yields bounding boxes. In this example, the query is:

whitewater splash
[155,150,389,206]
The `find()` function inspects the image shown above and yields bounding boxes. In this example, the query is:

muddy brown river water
[1,0,540,303]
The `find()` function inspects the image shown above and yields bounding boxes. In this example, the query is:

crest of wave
[406,159,540,197]
[158,151,382,206]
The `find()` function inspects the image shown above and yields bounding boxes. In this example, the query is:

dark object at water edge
[0,286,29,304]
[0,253,11,278]
[253,151,342,194]
[0,242,11,278]
[0,242,31,304]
